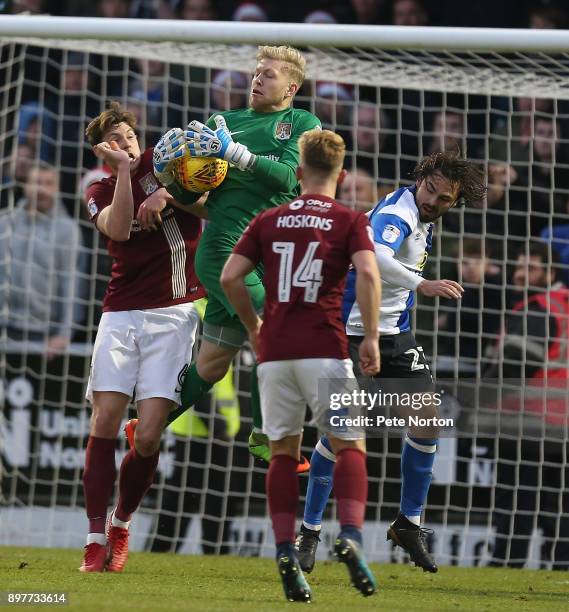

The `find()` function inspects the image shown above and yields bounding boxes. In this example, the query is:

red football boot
[78,542,107,572]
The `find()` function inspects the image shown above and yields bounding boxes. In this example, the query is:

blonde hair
[85,101,137,146]
[299,129,345,176]
[256,45,306,87]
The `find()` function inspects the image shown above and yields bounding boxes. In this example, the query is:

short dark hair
[412,150,486,205]
[517,242,560,266]
[85,101,137,146]
[517,242,561,283]
[461,238,491,258]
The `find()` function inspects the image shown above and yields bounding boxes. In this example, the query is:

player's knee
[90,405,123,437]
[134,428,161,456]
[198,359,230,384]
[327,436,366,455]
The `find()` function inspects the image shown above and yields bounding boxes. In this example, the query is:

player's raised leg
[80,391,128,572]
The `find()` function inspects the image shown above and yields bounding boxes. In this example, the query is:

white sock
[86,533,106,546]
[302,522,321,532]
[111,513,131,530]
[405,515,421,526]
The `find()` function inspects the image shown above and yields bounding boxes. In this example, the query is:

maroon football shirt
[86,148,205,312]
[233,194,374,362]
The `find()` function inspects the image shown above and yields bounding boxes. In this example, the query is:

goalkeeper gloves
[152,127,187,186]
[185,116,256,172]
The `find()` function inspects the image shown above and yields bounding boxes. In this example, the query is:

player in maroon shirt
[79,102,205,573]
[221,130,381,602]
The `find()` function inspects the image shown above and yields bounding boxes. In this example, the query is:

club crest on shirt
[382,224,400,244]
[139,173,159,195]
[87,197,98,219]
[275,122,292,140]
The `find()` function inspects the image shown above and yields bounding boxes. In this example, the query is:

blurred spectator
[437,238,502,365]
[353,101,389,156]
[445,162,528,255]
[426,110,466,155]
[6,0,46,13]
[392,0,429,26]
[352,100,397,183]
[529,5,568,29]
[338,167,378,213]
[485,243,569,569]
[490,97,554,167]
[349,0,388,24]
[304,9,337,24]
[17,102,51,155]
[210,70,249,112]
[232,2,268,21]
[540,197,569,279]
[0,164,85,358]
[178,0,217,20]
[129,58,185,146]
[528,115,569,236]
[97,0,130,18]
[487,242,566,381]
[42,51,100,214]
[154,0,177,19]
[314,82,353,145]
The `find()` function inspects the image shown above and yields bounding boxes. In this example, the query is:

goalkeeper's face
[415,171,459,222]
[249,59,296,112]
[102,122,142,171]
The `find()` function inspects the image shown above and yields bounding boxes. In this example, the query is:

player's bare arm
[92,141,134,241]
[352,249,381,376]
[375,244,463,300]
[417,279,464,299]
[220,253,262,352]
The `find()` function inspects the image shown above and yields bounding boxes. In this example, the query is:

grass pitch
[1,547,568,611]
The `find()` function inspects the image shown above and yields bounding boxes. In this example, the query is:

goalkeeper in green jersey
[127,45,321,465]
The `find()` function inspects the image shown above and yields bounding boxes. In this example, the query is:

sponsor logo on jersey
[382,224,401,244]
[305,198,332,209]
[87,197,98,218]
[289,199,304,210]
[275,122,292,140]
[140,173,159,195]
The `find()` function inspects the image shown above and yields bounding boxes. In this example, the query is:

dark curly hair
[412,150,486,205]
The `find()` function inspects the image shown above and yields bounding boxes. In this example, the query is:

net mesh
[0,32,568,568]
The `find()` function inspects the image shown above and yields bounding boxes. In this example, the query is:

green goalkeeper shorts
[195,227,265,349]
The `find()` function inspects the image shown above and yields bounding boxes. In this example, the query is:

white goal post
[0,17,568,569]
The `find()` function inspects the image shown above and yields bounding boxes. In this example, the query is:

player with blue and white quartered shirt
[296,151,486,576]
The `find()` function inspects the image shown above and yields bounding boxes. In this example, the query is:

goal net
[1,17,568,569]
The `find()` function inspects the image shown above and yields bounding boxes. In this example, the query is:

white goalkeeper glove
[152,127,186,186]
[185,116,256,172]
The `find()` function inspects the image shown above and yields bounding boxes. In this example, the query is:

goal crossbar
[2,18,569,98]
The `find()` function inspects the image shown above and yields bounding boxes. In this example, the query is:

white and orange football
[172,156,228,193]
